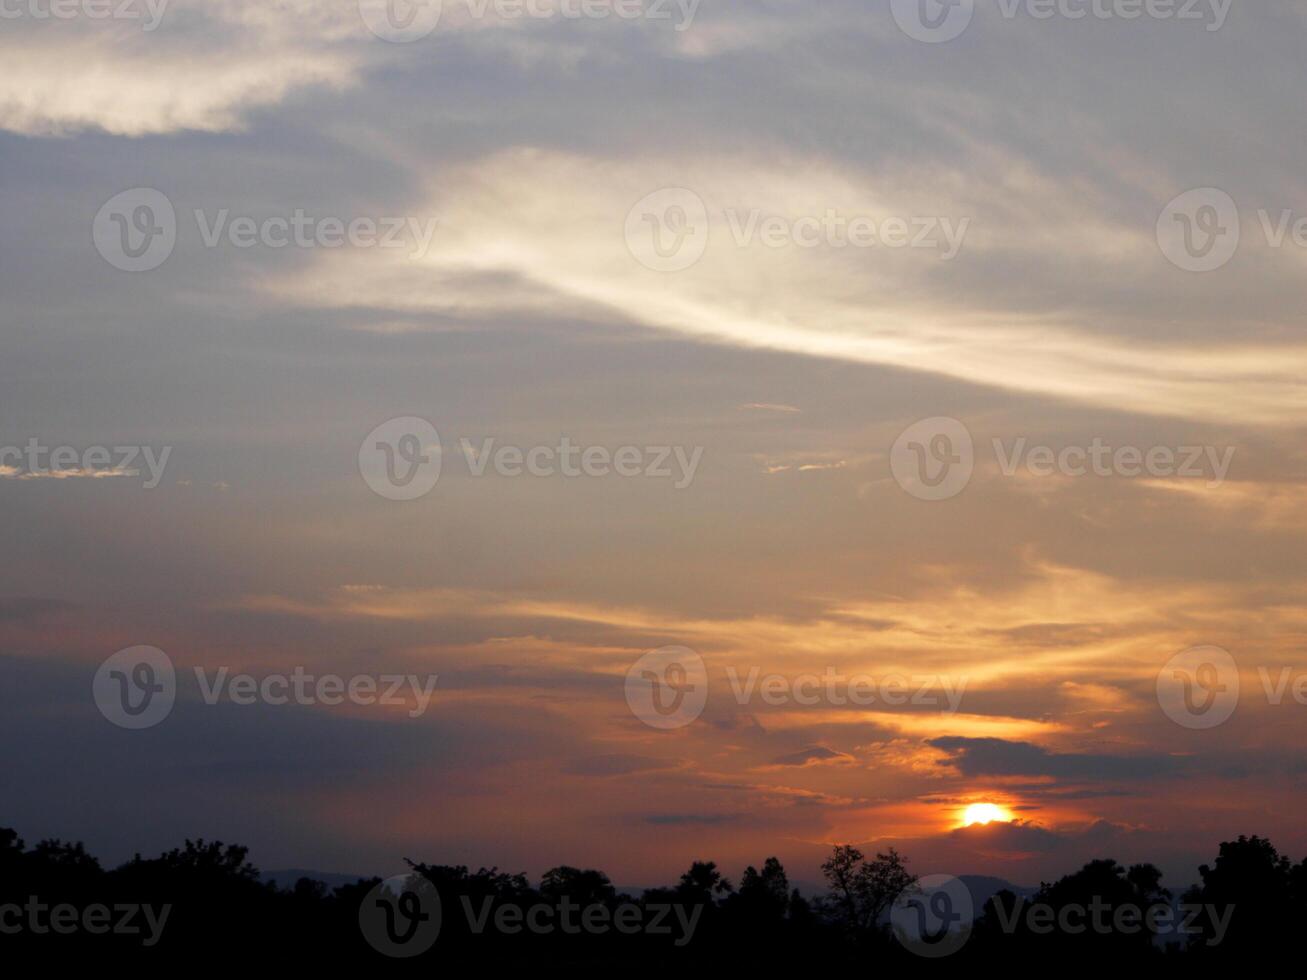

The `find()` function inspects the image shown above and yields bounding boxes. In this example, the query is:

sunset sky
[3,1,1307,891]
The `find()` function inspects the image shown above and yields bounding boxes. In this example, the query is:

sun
[962,803,1011,827]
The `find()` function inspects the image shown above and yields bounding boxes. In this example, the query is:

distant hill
[263,868,368,891]
[959,875,1037,914]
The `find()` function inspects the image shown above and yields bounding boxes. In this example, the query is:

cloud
[0,2,362,137]
[0,0,788,138]
[6,0,1307,887]
[264,145,1307,426]
[949,818,1070,855]
[0,465,137,480]
[929,736,1180,781]
[739,403,802,414]
[764,745,857,769]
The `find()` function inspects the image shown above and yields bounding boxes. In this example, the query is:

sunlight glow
[962,803,1012,827]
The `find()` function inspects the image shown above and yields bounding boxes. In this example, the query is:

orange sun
[961,803,1012,827]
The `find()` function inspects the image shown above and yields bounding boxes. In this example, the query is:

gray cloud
[929,737,1180,781]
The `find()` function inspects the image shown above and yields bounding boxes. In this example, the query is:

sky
[2,0,1307,891]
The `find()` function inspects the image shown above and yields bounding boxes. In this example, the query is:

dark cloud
[929,737,1180,781]
[950,819,1069,854]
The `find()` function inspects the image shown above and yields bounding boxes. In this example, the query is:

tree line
[1,825,1298,964]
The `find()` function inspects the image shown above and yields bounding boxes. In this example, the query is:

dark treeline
[1,825,1301,966]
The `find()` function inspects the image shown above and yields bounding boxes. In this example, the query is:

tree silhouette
[0,824,1293,965]
[676,859,733,900]
[539,865,616,906]
[737,856,790,918]
[1184,834,1304,954]
[819,844,916,938]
